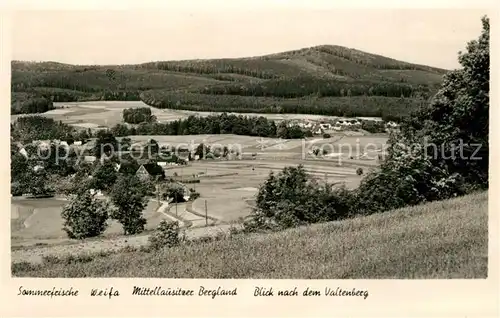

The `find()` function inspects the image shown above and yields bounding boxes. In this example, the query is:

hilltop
[11,45,448,120]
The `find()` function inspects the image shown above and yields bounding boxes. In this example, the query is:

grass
[11,198,168,242]
[12,191,488,278]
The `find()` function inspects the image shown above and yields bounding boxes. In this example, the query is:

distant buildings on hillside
[284,117,399,135]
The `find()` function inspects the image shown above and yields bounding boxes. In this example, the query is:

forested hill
[11,45,448,120]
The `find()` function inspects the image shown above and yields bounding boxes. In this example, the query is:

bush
[244,165,356,232]
[354,140,468,215]
[148,220,181,250]
[189,188,201,201]
[356,167,364,176]
[323,133,331,139]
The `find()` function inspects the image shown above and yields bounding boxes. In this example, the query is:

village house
[83,155,97,164]
[385,121,400,133]
[135,163,165,181]
[311,123,324,135]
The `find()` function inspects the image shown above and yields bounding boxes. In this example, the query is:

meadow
[11,197,167,247]
[12,191,488,278]
[10,100,382,129]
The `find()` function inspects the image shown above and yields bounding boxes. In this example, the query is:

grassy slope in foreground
[12,191,487,278]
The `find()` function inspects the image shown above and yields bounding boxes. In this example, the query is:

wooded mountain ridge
[11,44,448,120]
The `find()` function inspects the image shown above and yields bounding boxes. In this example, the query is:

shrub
[354,140,468,215]
[189,188,201,201]
[323,133,331,139]
[356,167,364,176]
[245,165,356,232]
[148,220,181,250]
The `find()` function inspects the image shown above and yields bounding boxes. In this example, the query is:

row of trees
[141,59,286,79]
[245,16,490,232]
[11,116,76,143]
[140,92,424,122]
[193,75,433,99]
[111,113,308,139]
[314,45,446,73]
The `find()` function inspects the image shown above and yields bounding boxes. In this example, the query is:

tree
[61,191,110,239]
[24,166,54,197]
[119,137,132,151]
[353,16,490,215]
[147,139,160,156]
[119,157,140,175]
[160,183,186,203]
[11,145,28,183]
[407,16,489,186]
[194,143,210,159]
[276,122,289,139]
[93,130,118,159]
[110,175,148,235]
[90,161,118,191]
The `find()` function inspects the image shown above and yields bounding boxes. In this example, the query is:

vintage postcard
[1,0,498,317]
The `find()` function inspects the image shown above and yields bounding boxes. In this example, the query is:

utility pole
[205,200,208,226]
[156,175,161,210]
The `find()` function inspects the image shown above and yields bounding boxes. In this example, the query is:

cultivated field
[127,132,386,223]
[12,191,488,278]
[11,132,387,252]
[127,133,388,162]
[10,101,382,129]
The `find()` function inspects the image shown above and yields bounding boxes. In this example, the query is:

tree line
[112,113,308,139]
[192,75,434,99]
[140,92,424,122]
[11,93,55,115]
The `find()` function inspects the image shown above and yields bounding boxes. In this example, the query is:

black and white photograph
[8,5,491,282]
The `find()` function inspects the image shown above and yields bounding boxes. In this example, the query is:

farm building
[136,163,165,181]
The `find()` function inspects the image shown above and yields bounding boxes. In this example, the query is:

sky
[11,8,488,70]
